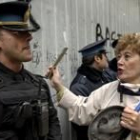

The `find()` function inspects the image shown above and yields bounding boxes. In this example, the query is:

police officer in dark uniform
[70,39,113,140]
[0,1,62,140]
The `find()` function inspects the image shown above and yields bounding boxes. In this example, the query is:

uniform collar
[78,64,103,82]
[0,62,25,80]
[0,62,24,74]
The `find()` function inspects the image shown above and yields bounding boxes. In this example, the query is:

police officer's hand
[120,107,140,134]
[46,66,63,92]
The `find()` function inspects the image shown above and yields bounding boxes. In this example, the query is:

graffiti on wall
[31,41,42,67]
[96,23,122,41]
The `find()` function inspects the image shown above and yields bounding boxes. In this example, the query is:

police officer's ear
[94,55,101,63]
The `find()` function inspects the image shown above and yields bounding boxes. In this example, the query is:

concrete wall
[1,0,140,140]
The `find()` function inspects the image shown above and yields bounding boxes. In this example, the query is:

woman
[47,33,140,140]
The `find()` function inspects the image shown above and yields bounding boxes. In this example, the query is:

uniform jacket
[70,64,111,96]
[0,62,62,140]
[59,80,140,140]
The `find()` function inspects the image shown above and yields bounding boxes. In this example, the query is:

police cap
[79,39,107,57]
[0,1,39,32]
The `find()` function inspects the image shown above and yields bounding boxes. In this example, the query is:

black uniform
[70,64,115,140]
[0,62,62,140]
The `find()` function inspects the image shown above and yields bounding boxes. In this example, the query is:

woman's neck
[121,77,140,85]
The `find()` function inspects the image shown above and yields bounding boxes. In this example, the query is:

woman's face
[117,49,140,84]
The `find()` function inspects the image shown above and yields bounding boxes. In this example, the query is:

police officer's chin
[22,56,32,62]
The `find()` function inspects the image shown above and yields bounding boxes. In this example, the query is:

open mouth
[117,68,123,75]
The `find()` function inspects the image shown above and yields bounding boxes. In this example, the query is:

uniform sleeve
[47,95,62,140]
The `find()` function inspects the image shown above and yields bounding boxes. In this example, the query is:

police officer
[70,39,110,140]
[0,1,62,140]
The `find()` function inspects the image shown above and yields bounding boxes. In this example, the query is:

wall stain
[32,41,42,67]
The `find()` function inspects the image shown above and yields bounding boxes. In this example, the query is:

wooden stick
[53,47,68,67]
[48,47,68,78]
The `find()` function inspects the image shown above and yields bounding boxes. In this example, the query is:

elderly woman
[47,33,140,140]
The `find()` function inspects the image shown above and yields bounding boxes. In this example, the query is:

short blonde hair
[115,33,140,55]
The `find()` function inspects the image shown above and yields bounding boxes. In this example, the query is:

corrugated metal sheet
[26,0,140,79]
[1,0,140,140]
